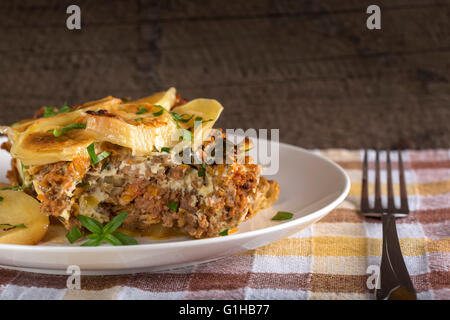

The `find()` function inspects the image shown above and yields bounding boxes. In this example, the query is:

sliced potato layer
[172,98,224,145]
[0,190,49,245]
[129,87,177,110]
[7,88,224,165]
[85,103,177,153]
[11,130,95,166]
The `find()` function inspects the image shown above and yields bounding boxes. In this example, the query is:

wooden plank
[0,25,145,52]
[0,0,448,149]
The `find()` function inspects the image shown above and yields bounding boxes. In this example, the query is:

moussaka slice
[1,89,279,238]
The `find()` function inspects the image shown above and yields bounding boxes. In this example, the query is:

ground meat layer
[29,148,278,238]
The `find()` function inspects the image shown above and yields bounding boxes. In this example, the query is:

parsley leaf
[66,225,84,243]
[67,212,138,247]
[113,232,138,245]
[271,211,294,221]
[104,233,122,246]
[78,214,103,234]
[167,201,179,212]
[198,163,207,177]
[219,229,228,236]
[102,212,128,234]
[81,237,103,247]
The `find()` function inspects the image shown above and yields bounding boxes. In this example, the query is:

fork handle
[376,213,417,300]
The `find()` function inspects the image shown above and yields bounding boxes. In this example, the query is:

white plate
[0,137,350,275]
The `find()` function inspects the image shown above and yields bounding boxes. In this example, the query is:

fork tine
[361,150,370,212]
[374,150,383,212]
[398,151,410,213]
[386,150,395,213]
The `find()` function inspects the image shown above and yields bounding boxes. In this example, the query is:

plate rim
[0,140,350,253]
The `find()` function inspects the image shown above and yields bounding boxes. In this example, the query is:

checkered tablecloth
[0,149,449,300]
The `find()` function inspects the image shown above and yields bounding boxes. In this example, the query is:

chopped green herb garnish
[271,211,294,221]
[1,186,22,191]
[219,229,228,236]
[96,151,110,163]
[198,163,207,177]
[43,107,57,118]
[103,233,122,246]
[167,201,179,212]
[10,122,20,127]
[161,147,171,153]
[102,212,128,234]
[135,118,144,122]
[181,129,193,142]
[152,107,164,116]
[66,225,84,243]
[151,105,196,128]
[0,223,26,231]
[43,103,71,118]
[52,123,86,137]
[136,106,148,114]
[0,196,3,202]
[58,104,71,113]
[81,237,102,247]
[112,232,138,245]
[78,214,103,234]
[194,117,202,129]
[194,117,213,129]
[1,163,29,191]
[87,143,110,166]
[71,212,138,246]
[87,143,97,164]
[172,113,193,123]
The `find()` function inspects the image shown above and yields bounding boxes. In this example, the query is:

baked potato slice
[10,129,95,166]
[0,189,49,245]
[129,87,177,110]
[84,103,178,153]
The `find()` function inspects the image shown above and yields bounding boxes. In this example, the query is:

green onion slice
[87,143,110,165]
[136,106,148,114]
[52,123,86,137]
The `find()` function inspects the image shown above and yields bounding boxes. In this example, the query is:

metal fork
[361,150,417,300]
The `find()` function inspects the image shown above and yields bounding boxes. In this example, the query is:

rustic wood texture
[0,0,449,148]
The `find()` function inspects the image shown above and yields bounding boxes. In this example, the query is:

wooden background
[0,0,449,149]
